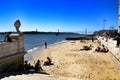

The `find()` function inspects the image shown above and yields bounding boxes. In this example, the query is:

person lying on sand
[95,46,101,52]
[80,44,92,50]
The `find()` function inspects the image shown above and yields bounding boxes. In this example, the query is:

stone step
[1,74,81,80]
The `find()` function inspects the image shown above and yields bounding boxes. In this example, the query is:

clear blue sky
[0,0,118,33]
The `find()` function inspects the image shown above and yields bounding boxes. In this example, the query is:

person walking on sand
[92,36,94,42]
[45,41,47,49]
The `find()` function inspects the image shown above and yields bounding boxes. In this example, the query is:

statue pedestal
[0,32,26,72]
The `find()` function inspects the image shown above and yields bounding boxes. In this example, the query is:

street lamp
[103,18,107,30]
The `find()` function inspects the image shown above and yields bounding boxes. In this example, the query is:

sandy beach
[2,40,120,80]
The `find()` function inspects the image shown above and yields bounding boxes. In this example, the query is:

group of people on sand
[95,45,109,53]
[24,57,53,72]
[81,44,109,53]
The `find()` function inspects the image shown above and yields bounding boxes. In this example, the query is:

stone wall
[0,41,19,58]
[0,33,26,72]
[0,53,24,72]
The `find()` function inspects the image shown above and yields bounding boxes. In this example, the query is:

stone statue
[14,20,21,32]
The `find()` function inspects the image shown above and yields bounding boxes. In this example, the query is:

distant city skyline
[0,0,118,33]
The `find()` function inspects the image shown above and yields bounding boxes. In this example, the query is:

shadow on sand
[0,70,49,79]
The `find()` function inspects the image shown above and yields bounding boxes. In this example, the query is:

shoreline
[24,40,67,61]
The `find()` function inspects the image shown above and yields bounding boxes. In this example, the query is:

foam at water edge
[24,40,66,61]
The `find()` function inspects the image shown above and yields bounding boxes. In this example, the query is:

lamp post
[119,0,120,33]
[103,18,107,30]
[85,28,87,36]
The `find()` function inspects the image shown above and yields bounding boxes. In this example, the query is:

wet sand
[2,40,120,80]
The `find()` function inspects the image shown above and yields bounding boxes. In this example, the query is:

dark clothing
[80,46,92,51]
[114,36,120,47]
[116,38,120,47]
[92,37,94,42]
[45,42,47,49]
[24,64,29,70]
[83,46,92,50]
[34,60,43,72]
[44,57,53,66]
[7,37,12,42]
[95,47,101,52]
[35,63,40,71]
[4,33,12,42]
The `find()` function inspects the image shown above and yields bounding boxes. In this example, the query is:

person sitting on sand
[44,57,53,66]
[24,60,30,71]
[34,60,43,72]
[105,47,109,52]
[81,44,92,50]
[100,45,109,52]
[95,46,101,52]
[24,60,34,71]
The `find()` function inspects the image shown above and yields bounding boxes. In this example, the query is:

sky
[0,0,118,33]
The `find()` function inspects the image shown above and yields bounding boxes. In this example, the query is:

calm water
[0,33,82,51]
